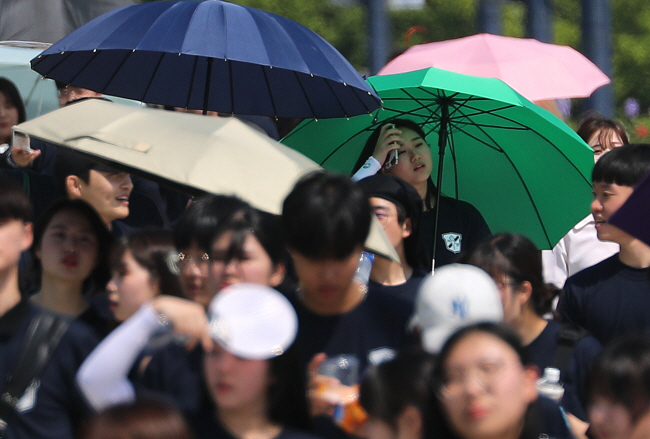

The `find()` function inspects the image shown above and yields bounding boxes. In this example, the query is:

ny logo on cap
[452,297,468,318]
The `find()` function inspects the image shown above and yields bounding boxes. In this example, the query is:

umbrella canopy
[0,41,59,119]
[378,33,610,102]
[282,67,595,250]
[30,0,380,119]
[16,99,398,262]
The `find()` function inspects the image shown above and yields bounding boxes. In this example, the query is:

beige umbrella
[16,99,399,262]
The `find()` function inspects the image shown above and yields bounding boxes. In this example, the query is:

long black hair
[31,199,112,294]
[266,343,312,431]
[174,194,249,253]
[0,77,27,137]
[111,228,184,298]
[352,118,437,210]
[360,350,439,439]
[588,334,650,423]
[457,233,559,317]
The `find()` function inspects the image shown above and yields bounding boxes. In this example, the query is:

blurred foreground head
[78,398,193,439]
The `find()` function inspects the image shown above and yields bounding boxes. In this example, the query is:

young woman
[29,199,112,334]
[576,115,628,163]
[107,228,183,322]
[432,322,540,439]
[359,350,439,439]
[77,200,290,413]
[352,119,490,269]
[205,203,286,294]
[79,398,194,439]
[173,194,248,308]
[458,233,601,422]
[0,77,26,146]
[587,335,650,439]
[78,285,315,439]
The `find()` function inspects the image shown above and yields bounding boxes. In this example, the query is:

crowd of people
[1,69,650,439]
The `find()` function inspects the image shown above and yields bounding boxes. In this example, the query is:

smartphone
[12,130,32,152]
[384,149,398,169]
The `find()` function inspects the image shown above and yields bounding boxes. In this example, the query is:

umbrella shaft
[431,102,449,272]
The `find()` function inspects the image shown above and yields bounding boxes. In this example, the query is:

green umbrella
[282,67,594,250]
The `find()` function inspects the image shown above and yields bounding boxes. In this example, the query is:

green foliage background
[141,0,650,116]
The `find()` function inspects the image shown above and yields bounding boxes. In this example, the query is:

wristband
[6,150,21,168]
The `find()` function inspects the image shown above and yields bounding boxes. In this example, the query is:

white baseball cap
[414,264,503,354]
[207,283,298,360]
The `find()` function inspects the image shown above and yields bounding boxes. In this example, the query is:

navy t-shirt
[558,254,650,345]
[289,290,416,375]
[535,396,574,439]
[524,320,602,421]
[0,301,99,439]
[136,343,206,413]
[189,406,323,439]
[367,269,426,305]
[420,196,491,269]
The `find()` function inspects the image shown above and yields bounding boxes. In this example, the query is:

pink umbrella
[378,33,610,102]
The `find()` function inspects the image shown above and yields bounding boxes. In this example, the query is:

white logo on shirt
[442,232,462,254]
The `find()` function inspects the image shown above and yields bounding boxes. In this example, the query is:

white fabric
[351,156,381,182]
[414,264,503,354]
[208,283,298,360]
[76,303,161,410]
[542,215,620,289]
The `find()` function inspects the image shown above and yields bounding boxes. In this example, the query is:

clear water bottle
[354,251,374,285]
[537,367,564,402]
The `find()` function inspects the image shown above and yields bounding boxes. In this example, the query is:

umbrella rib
[183,56,199,110]
[261,65,279,118]
[496,148,553,247]
[292,70,318,119]
[229,60,235,114]
[453,104,590,186]
[324,78,349,118]
[139,52,167,103]
[448,132,459,198]
[320,113,381,166]
[65,50,104,91]
[202,57,213,115]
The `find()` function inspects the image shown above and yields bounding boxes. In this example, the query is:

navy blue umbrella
[31,0,380,119]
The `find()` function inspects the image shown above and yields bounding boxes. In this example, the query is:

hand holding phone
[384,149,398,169]
[383,124,399,169]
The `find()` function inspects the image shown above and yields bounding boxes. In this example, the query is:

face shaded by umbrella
[16,99,400,262]
[282,67,594,250]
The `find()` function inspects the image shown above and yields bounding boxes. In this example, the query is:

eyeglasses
[373,211,396,224]
[177,252,209,266]
[439,360,506,398]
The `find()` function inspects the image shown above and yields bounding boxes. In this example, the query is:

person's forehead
[447,332,518,363]
[397,128,423,140]
[593,181,630,190]
[369,196,397,210]
[0,218,26,228]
